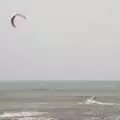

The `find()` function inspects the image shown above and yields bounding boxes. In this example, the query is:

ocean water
[0,80,120,120]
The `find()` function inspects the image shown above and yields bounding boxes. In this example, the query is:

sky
[0,0,120,80]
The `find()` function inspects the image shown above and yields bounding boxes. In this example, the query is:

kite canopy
[11,13,27,28]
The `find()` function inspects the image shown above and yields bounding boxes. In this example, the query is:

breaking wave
[0,111,58,120]
[78,96,120,106]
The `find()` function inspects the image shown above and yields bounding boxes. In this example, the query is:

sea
[0,80,120,120]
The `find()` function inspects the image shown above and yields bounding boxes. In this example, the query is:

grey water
[0,80,120,120]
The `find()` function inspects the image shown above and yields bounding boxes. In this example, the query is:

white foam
[78,96,120,106]
[0,111,58,120]
[0,112,48,118]
[11,117,57,120]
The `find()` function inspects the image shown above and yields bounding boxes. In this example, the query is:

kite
[11,13,27,28]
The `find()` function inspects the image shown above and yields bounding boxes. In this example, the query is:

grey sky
[0,0,120,80]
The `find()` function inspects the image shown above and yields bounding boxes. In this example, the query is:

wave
[0,111,58,120]
[78,96,120,106]
[10,117,57,120]
[0,112,47,118]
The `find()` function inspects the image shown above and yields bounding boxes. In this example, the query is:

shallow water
[0,80,120,120]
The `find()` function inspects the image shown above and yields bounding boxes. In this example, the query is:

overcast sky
[0,0,120,80]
